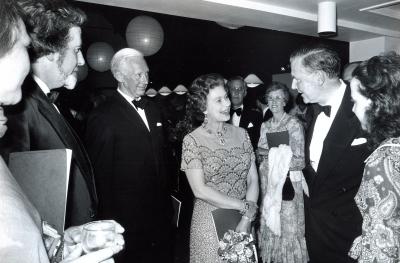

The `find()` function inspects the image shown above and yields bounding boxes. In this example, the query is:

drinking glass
[81,220,116,253]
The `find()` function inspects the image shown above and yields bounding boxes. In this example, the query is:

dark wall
[75,2,348,87]
[69,1,348,109]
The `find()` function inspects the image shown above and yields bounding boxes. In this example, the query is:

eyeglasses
[267,96,285,102]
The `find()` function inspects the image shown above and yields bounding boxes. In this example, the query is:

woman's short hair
[352,52,400,148]
[0,0,23,58]
[175,73,226,139]
[264,81,290,104]
[188,73,226,114]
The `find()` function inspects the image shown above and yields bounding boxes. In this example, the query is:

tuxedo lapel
[239,107,249,128]
[114,93,151,135]
[313,87,359,189]
[32,85,94,185]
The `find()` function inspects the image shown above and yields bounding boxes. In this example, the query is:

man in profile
[290,45,369,262]
[85,48,173,263]
[1,0,97,227]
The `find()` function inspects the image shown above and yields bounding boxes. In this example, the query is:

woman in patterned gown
[257,82,308,263]
[180,73,259,263]
[348,53,400,262]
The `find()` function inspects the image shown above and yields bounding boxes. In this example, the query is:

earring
[202,112,208,128]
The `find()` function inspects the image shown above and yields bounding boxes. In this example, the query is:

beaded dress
[181,124,254,263]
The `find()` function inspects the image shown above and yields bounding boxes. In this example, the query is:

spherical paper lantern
[86,42,114,72]
[125,16,164,56]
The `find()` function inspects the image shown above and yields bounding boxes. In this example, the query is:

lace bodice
[181,124,255,199]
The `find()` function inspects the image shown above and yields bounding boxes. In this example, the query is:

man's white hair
[110,48,143,77]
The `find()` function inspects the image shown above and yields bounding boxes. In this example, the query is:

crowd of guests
[0,0,399,263]
[179,46,400,263]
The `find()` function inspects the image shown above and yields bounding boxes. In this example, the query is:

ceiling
[76,0,400,42]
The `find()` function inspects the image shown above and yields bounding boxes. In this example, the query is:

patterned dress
[181,124,255,263]
[349,137,400,262]
[257,113,308,263]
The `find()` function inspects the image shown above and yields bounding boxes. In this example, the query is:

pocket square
[247,122,254,128]
[351,137,367,146]
[156,122,162,127]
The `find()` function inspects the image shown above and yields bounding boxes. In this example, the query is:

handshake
[55,220,125,263]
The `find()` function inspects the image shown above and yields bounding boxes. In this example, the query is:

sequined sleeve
[287,116,305,171]
[243,130,255,164]
[349,142,400,262]
[181,134,203,171]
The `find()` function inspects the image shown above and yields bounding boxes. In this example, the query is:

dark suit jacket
[84,91,172,262]
[232,106,263,150]
[303,86,370,263]
[0,75,97,227]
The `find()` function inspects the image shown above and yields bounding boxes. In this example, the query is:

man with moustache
[85,48,173,263]
[0,0,97,227]
[290,45,370,262]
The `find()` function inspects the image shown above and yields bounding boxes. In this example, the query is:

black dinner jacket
[303,85,370,263]
[0,75,98,227]
[84,90,172,236]
[232,106,262,150]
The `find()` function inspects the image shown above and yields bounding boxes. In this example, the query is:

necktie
[47,91,60,104]
[316,104,331,117]
[230,107,242,117]
[132,98,148,110]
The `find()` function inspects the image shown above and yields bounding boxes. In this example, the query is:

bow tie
[230,107,242,116]
[132,98,148,110]
[316,104,331,117]
[46,91,60,104]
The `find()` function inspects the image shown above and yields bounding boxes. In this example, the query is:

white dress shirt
[117,89,150,131]
[33,75,60,113]
[309,80,346,172]
[231,105,243,127]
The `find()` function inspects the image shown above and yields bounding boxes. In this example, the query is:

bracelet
[240,200,258,221]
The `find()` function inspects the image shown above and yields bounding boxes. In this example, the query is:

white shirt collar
[233,104,244,110]
[325,79,346,119]
[117,88,134,103]
[33,75,51,95]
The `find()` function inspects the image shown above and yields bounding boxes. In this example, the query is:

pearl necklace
[202,122,227,145]
[270,112,286,129]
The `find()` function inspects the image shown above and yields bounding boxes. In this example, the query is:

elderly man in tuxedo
[290,45,370,263]
[227,76,263,150]
[85,48,173,263]
[0,0,97,227]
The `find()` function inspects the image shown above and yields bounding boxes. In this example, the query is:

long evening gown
[258,113,308,263]
[181,124,254,263]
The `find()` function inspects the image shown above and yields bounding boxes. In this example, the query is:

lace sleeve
[180,134,203,171]
[243,130,255,164]
[257,122,269,152]
[287,116,305,171]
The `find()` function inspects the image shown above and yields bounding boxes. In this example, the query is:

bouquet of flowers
[218,230,257,263]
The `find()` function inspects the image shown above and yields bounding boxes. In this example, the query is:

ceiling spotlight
[318,1,337,37]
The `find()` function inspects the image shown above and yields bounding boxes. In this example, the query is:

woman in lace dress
[180,73,259,263]
[348,53,400,262]
[257,82,308,263]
